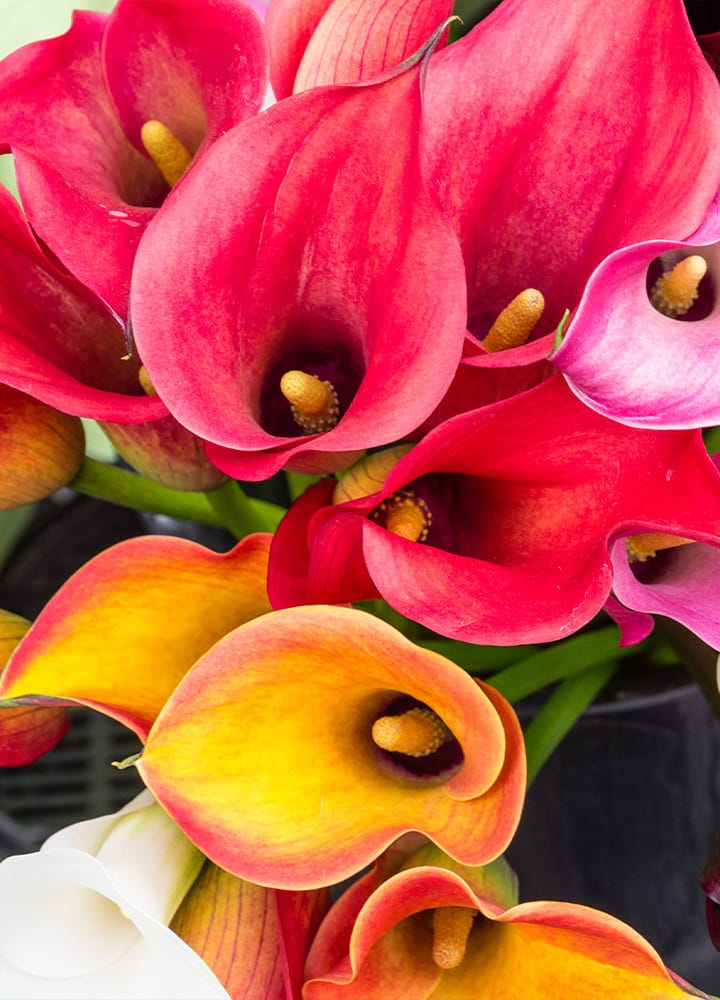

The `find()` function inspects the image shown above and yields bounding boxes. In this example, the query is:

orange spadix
[650,255,707,318]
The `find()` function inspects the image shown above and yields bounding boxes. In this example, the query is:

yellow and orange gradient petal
[0,534,273,741]
[136,606,526,890]
[0,609,70,765]
[303,864,696,999]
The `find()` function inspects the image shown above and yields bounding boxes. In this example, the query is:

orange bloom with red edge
[136,606,526,890]
[303,850,701,999]
[0,532,273,759]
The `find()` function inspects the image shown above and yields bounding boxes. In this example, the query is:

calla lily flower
[0,609,70,765]
[0,0,268,319]
[303,855,702,998]
[130,26,467,480]
[551,228,720,430]
[136,605,526,889]
[265,0,452,98]
[268,376,720,644]
[421,0,720,344]
[0,789,233,998]
[0,532,272,745]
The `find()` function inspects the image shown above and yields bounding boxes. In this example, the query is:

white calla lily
[0,790,230,998]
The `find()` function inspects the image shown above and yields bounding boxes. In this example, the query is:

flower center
[371,490,432,542]
[626,532,694,563]
[650,255,707,318]
[371,707,449,757]
[279,370,340,434]
[137,364,157,396]
[482,288,545,352]
[432,906,477,969]
[140,120,193,188]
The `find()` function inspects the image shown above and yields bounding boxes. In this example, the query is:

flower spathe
[0,533,272,743]
[303,859,700,998]
[268,376,720,644]
[0,0,268,318]
[0,790,230,999]
[422,0,720,341]
[136,605,526,889]
[130,25,467,480]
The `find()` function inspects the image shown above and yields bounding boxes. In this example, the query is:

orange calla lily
[303,858,700,999]
[136,606,526,890]
[0,608,70,765]
[0,533,272,742]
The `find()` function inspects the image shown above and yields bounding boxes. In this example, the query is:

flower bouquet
[1,0,720,996]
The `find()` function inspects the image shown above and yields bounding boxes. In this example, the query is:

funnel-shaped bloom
[0,789,232,998]
[137,605,525,889]
[266,0,452,98]
[0,533,272,743]
[552,228,720,429]
[130,29,467,480]
[422,0,720,342]
[303,859,699,998]
[0,609,70,766]
[268,377,720,644]
[0,0,268,318]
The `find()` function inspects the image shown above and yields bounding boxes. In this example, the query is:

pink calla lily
[131,28,467,480]
[268,376,720,645]
[552,232,720,429]
[0,0,268,318]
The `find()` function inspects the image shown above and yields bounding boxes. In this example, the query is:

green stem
[486,626,637,703]
[285,471,321,502]
[655,618,720,721]
[204,479,284,538]
[524,662,618,786]
[415,638,534,674]
[69,458,225,526]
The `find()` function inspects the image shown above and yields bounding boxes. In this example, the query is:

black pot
[506,666,720,994]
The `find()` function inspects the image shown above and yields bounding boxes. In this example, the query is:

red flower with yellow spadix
[0,0,268,319]
[129,23,467,480]
[134,605,525,890]
[302,851,704,998]
[0,533,272,761]
[267,376,720,644]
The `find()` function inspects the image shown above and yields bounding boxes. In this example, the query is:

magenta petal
[602,595,655,648]
[131,46,467,478]
[0,186,164,423]
[424,0,720,334]
[103,0,268,155]
[0,12,162,317]
[553,239,720,428]
[610,536,720,651]
[265,0,332,99]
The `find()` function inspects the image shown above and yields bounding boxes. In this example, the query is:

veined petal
[265,0,333,98]
[138,606,525,889]
[0,534,272,740]
[171,863,286,1000]
[292,0,453,93]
